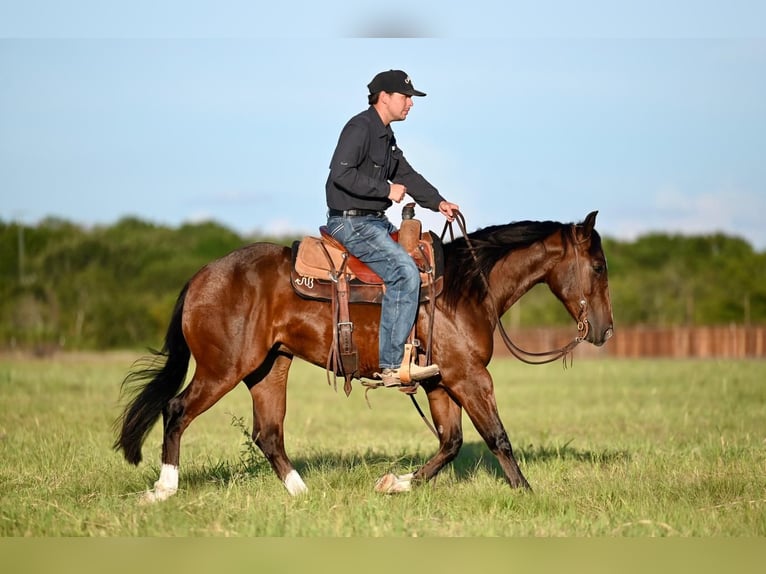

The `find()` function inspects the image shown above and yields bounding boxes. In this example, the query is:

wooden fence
[494,325,766,359]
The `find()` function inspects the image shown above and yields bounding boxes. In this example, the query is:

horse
[114,210,613,501]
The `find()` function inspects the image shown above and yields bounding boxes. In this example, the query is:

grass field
[0,351,764,536]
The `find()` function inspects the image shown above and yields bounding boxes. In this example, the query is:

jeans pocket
[326,218,345,239]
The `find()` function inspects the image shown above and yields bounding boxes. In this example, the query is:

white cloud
[607,184,766,249]
[655,184,763,234]
[258,218,312,238]
[183,210,216,225]
[209,190,271,205]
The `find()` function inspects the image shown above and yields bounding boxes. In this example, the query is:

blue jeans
[326,214,420,370]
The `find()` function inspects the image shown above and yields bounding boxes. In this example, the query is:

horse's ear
[579,211,598,239]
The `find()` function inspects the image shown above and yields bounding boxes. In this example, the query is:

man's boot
[376,363,440,387]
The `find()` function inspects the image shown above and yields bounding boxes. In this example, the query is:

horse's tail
[114,283,191,465]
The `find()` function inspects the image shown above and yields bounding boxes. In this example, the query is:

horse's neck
[488,238,564,315]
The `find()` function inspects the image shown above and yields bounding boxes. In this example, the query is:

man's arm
[391,148,446,210]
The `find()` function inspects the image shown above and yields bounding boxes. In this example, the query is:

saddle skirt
[291,227,443,304]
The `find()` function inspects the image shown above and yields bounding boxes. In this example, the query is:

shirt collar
[366,106,392,139]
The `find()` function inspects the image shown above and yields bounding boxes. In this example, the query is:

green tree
[1,216,764,351]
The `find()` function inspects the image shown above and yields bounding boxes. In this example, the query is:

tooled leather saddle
[290,212,443,395]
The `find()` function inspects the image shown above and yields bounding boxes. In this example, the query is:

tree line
[1,216,764,351]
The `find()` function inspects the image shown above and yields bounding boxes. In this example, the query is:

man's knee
[396,256,421,292]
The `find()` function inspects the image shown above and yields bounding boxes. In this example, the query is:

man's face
[382,92,414,122]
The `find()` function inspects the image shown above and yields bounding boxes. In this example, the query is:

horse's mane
[441,219,568,311]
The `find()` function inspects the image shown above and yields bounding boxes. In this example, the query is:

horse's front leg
[450,370,531,490]
[375,385,463,493]
[416,385,464,481]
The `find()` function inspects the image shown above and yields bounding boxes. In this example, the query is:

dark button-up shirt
[325,106,445,213]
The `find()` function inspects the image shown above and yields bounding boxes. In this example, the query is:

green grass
[0,351,764,536]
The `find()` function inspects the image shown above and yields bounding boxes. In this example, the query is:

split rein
[441,212,590,367]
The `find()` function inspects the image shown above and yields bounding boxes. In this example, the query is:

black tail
[114,283,191,465]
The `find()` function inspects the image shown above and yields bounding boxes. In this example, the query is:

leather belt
[328,208,385,218]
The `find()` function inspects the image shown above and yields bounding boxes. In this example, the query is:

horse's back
[211,241,290,270]
[189,242,291,294]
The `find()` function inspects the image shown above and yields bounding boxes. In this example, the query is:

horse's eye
[593,263,605,274]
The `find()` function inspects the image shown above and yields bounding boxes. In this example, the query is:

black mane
[441,219,568,311]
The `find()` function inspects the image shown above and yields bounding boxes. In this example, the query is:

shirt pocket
[368,151,387,179]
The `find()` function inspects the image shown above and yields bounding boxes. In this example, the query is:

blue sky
[1,2,765,248]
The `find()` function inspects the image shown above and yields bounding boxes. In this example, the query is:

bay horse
[114,210,613,501]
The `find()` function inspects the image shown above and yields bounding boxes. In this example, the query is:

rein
[442,211,589,367]
[411,211,591,439]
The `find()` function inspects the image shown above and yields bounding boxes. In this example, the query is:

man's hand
[388,183,407,203]
[439,200,460,222]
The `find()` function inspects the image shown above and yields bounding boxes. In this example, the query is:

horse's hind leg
[143,369,241,503]
[245,352,307,496]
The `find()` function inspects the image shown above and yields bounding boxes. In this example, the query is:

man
[325,69,460,387]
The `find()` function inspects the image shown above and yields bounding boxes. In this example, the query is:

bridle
[442,211,590,366]
[408,211,593,439]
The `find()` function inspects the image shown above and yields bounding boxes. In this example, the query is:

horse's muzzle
[591,325,614,347]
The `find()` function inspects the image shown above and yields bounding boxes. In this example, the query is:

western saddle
[290,205,443,395]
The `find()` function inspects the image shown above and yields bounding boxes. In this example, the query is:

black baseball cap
[367,70,426,97]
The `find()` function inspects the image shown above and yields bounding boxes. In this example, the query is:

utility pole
[18,222,25,284]
[14,212,26,285]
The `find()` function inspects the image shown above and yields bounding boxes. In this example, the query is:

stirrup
[365,375,420,396]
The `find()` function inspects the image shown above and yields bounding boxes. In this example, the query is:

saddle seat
[318,226,392,285]
[291,226,443,304]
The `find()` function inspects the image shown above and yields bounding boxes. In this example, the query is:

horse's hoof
[374,473,413,494]
[139,486,176,505]
[284,470,309,496]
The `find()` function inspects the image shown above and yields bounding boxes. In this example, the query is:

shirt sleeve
[328,121,390,200]
[391,147,446,211]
